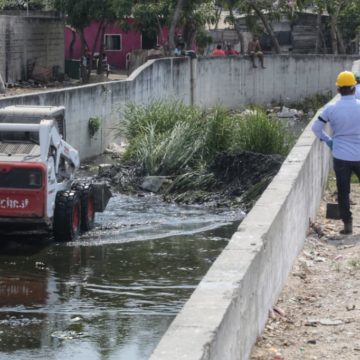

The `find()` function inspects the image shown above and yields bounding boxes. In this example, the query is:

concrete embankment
[149,111,331,360]
[0,55,355,160]
[149,59,360,360]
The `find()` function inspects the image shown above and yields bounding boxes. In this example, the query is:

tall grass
[117,100,294,176]
[231,109,294,156]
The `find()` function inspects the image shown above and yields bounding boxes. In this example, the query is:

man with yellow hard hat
[312,71,360,235]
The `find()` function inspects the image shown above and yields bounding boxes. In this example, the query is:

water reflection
[0,194,243,360]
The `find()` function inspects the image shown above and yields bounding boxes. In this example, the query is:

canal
[0,193,244,360]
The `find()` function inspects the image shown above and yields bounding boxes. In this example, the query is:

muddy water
[0,194,244,360]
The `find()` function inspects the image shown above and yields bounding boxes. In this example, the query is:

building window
[104,34,122,51]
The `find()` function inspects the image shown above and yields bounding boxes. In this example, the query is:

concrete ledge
[150,112,331,359]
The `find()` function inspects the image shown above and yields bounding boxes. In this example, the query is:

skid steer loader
[0,106,111,241]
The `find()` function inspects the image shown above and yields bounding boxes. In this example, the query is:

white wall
[0,55,355,160]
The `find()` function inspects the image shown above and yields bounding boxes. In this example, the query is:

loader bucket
[92,182,112,213]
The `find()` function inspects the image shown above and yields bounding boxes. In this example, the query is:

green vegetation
[88,116,101,138]
[117,100,294,177]
[348,258,360,269]
[289,92,333,114]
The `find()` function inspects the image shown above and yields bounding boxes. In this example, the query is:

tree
[220,0,283,53]
[0,0,47,9]
[55,0,121,81]
[338,0,360,53]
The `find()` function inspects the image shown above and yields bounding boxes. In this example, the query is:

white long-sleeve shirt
[355,84,360,100]
[312,95,360,161]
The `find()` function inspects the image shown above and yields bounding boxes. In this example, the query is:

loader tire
[73,183,95,231]
[53,190,81,242]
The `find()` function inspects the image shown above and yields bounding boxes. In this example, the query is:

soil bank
[251,182,360,360]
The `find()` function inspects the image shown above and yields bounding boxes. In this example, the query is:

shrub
[231,108,294,156]
[116,101,293,176]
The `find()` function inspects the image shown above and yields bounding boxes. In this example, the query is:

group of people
[211,35,265,69]
[312,71,360,235]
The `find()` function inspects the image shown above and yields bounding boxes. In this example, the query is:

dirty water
[0,194,244,360]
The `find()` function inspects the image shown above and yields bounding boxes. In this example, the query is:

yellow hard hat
[336,71,356,87]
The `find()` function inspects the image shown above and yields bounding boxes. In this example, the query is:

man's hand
[326,139,333,150]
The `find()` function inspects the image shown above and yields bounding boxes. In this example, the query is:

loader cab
[0,105,66,139]
[0,129,39,144]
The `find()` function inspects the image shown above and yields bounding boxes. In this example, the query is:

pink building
[65,20,169,71]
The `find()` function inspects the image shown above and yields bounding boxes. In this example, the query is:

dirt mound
[96,151,285,209]
[211,151,284,190]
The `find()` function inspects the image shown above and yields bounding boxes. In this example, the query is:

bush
[231,108,294,156]
[116,101,293,176]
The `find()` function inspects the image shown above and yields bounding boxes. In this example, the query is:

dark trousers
[333,158,360,223]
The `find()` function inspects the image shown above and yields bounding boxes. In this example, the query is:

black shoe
[253,65,257,68]
[340,222,352,235]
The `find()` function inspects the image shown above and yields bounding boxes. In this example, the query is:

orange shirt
[212,49,225,56]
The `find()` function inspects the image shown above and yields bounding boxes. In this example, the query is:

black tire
[53,190,81,242]
[73,183,95,231]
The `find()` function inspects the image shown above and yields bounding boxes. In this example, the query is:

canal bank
[149,59,360,360]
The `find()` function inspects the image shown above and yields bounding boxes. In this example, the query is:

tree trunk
[87,19,104,77]
[69,29,76,59]
[329,15,338,54]
[250,2,281,53]
[315,13,321,54]
[97,23,108,74]
[336,25,346,54]
[229,7,244,54]
[169,0,186,49]
[327,0,347,54]
[214,6,223,30]
[183,20,196,50]
[79,29,88,83]
[155,15,165,46]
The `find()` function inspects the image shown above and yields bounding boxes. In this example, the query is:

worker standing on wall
[354,72,360,99]
[312,71,360,235]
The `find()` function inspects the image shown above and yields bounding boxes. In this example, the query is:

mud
[96,151,284,209]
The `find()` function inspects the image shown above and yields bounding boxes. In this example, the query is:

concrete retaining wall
[194,55,353,108]
[0,55,355,160]
[150,107,332,360]
[150,60,360,360]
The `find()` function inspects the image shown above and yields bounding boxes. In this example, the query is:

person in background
[354,72,360,99]
[211,44,225,56]
[248,35,265,68]
[174,42,185,56]
[102,53,110,78]
[174,33,186,56]
[312,71,360,235]
[225,44,239,55]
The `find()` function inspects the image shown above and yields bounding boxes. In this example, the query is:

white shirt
[355,84,360,100]
[312,95,360,161]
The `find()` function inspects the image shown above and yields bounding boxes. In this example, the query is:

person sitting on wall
[211,44,225,56]
[174,33,186,56]
[102,53,110,78]
[174,42,185,56]
[248,35,265,69]
[225,44,239,56]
